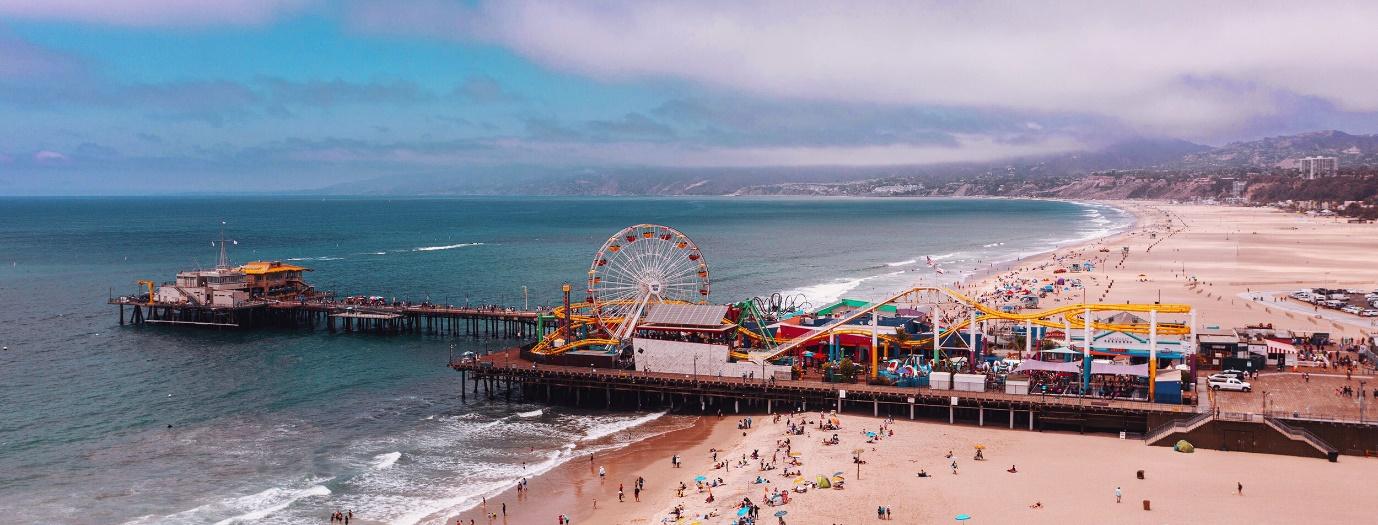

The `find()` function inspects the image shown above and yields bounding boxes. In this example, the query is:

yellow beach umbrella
[974,444,986,450]
[789,451,802,457]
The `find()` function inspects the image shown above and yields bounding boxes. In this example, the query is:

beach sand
[968,201,1378,339]
[648,412,1378,524]
[445,415,747,525]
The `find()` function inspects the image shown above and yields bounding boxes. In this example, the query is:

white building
[1297,156,1338,179]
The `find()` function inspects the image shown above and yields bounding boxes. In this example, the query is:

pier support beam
[1009,409,1014,429]
[873,399,878,417]
[909,401,914,420]
[979,406,984,426]
[1029,411,1035,430]
[734,399,739,414]
[949,405,954,424]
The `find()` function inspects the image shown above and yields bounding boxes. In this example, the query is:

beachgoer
[1237,482,1243,495]
[1115,486,1122,503]
[1007,465,1018,473]
[598,465,606,478]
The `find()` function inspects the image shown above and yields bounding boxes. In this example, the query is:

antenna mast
[216,221,231,270]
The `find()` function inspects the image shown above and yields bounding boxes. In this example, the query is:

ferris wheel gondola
[588,224,710,339]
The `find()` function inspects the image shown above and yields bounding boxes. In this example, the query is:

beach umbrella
[851,448,865,455]
[793,476,806,484]
[974,444,986,450]
[775,510,788,517]
[866,431,877,437]
[955,514,971,520]
[833,471,845,477]
[694,475,708,482]
[789,451,802,457]
[737,507,750,517]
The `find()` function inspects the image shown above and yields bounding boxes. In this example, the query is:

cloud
[353,1,1378,137]
[259,77,436,108]
[0,0,313,27]
[0,29,82,78]
[33,150,66,162]
[585,112,675,141]
[452,75,522,103]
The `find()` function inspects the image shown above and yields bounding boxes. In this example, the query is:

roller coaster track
[756,286,1191,362]
[533,287,1193,363]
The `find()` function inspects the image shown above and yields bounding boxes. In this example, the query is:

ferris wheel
[588,224,711,339]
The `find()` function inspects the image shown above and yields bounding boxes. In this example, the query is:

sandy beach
[965,201,1378,340]
[644,412,1378,525]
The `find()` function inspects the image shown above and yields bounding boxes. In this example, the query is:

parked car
[1207,373,1240,382]
[1209,377,1252,392]
[1342,306,1363,315]
[1215,369,1245,379]
[1362,309,1378,317]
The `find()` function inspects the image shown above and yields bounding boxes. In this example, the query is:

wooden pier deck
[110,297,546,337]
[453,348,1201,436]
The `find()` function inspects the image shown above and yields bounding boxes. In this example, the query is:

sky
[3,0,1378,194]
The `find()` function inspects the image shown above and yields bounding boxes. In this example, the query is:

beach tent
[815,475,831,489]
[1173,440,1195,453]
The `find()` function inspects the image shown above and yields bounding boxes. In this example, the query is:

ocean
[0,196,1130,524]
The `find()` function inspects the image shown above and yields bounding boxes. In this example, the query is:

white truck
[1209,377,1252,392]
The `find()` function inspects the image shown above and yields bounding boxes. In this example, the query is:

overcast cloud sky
[3,0,1378,193]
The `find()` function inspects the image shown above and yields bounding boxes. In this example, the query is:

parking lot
[1211,370,1377,421]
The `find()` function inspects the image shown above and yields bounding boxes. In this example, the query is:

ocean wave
[515,409,543,418]
[126,480,332,525]
[372,451,402,470]
[285,256,344,261]
[781,270,905,306]
[580,411,667,442]
[981,242,1006,248]
[885,259,917,267]
[412,243,484,252]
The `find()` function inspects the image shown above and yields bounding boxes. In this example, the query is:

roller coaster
[533,286,1193,361]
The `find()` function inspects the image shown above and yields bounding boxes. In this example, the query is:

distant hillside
[1179,130,1378,169]
[319,130,1378,198]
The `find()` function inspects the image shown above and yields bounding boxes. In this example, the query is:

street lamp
[1361,380,1368,423]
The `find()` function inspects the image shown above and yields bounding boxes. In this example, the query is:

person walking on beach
[1237,482,1243,495]
[598,465,606,479]
[618,483,625,502]
[1115,486,1122,503]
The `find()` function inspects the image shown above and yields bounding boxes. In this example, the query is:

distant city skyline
[3,1,1378,193]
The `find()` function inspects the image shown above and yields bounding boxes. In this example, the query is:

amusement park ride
[533,224,1197,402]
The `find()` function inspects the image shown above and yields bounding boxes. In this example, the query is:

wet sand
[445,415,747,525]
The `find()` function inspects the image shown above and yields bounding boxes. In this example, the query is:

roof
[816,299,899,316]
[642,303,729,327]
[1198,334,1241,344]
[1099,312,1147,325]
[239,261,309,275]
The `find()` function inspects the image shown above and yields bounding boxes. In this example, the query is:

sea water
[0,196,1129,524]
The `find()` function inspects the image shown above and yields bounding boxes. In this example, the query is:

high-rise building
[1297,156,1338,179]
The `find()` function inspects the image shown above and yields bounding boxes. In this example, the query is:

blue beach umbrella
[775,510,788,517]
[694,475,707,482]
[738,507,750,516]
[955,514,971,520]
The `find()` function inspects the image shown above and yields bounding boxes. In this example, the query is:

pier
[453,347,1197,435]
[110,296,546,338]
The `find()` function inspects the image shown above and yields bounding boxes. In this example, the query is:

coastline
[439,198,1149,525]
[443,415,746,525]
[444,198,1378,525]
